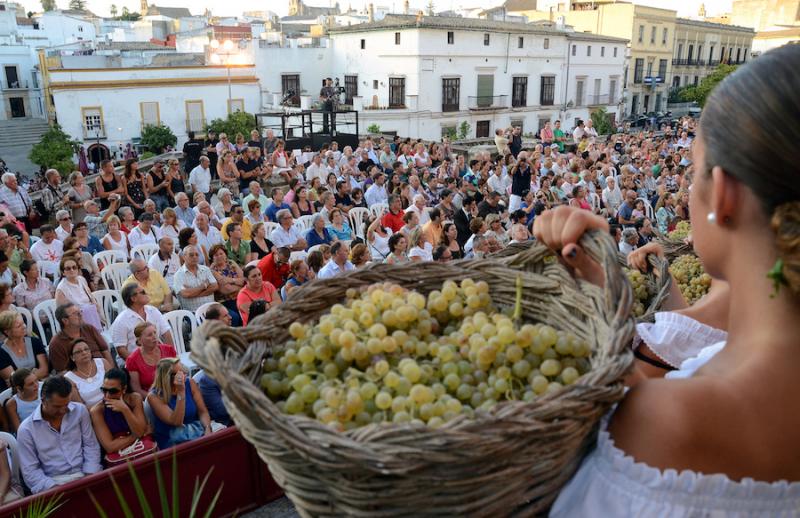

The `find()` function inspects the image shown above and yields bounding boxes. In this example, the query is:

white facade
[48,64,261,152]
[37,11,97,47]
[256,17,625,140]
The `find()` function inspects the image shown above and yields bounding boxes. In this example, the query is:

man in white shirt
[242,182,271,215]
[54,210,73,241]
[572,120,586,142]
[306,154,327,184]
[408,175,429,203]
[173,245,218,312]
[127,213,162,249]
[188,156,212,199]
[318,241,355,279]
[487,167,511,196]
[30,225,63,277]
[110,283,173,361]
[270,209,307,251]
[404,195,431,225]
[193,212,223,260]
[584,119,599,139]
[365,172,389,207]
[147,236,181,289]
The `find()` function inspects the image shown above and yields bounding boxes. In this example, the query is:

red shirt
[381,210,405,233]
[236,283,278,325]
[257,252,290,289]
[125,344,177,391]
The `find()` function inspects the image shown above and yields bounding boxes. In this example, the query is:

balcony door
[476,75,494,108]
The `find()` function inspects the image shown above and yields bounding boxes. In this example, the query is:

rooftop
[566,31,629,43]
[675,17,756,33]
[96,41,177,51]
[328,13,566,35]
[145,5,193,19]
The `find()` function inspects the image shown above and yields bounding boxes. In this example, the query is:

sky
[17,0,734,19]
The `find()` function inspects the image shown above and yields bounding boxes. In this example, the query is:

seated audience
[110,284,173,361]
[173,245,218,312]
[257,247,291,290]
[49,302,113,373]
[148,236,181,289]
[318,241,355,279]
[237,265,279,326]
[126,322,178,398]
[65,338,112,407]
[208,244,245,326]
[90,369,149,458]
[5,368,39,434]
[122,259,175,312]
[55,256,104,331]
[270,209,307,251]
[0,310,48,389]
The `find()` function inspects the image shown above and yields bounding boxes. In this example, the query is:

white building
[257,15,626,140]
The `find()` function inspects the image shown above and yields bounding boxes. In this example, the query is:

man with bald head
[193,212,222,262]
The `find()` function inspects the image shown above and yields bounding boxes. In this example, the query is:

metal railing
[588,94,611,106]
[2,80,29,90]
[82,126,106,140]
[467,95,508,110]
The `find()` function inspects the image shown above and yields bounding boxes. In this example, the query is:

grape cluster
[260,279,592,430]
[624,268,652,317]
[668,221,692,241]
[669,254,711,304]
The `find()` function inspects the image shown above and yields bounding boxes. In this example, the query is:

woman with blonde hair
[147,358,212,449]
[159,207,186,244]
[217,151,240,197]
[102,215,130,260]
[66,171,93,221]
[0,311,47,389]
[126,321,177,397]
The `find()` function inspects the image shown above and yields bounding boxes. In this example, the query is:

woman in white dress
[102,215,130,261]
[65,338,111,407]
[542,45,800,516]
[55,256,105,331]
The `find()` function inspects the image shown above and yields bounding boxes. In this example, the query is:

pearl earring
[707,212,717,224]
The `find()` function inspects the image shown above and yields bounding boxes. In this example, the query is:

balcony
[672,58,689,66]
[82,125,106,140]
[588,94,611,106]
[468,95,508,111]
[2,80,30,90]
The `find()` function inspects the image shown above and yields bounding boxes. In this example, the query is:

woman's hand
[105,398,128,413]
[627,242,664,273]
[533,206,608,286]
[174,371,186,393]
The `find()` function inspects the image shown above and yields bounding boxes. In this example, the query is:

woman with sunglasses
[55,256,104,331]
[148,358,213,450]
[90,368,148,458]
[65,338,112,407]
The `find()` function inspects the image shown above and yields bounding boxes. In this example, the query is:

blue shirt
[17,402,102,494]
[198,372,231,426]
[265,202,290,223]
[174,206,196,228]
[305,227,333,248]
[80,235,105,255]
[326,223,353,241]
[152,378,199,450]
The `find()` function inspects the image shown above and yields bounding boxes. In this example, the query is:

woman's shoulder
[159,343,177,358]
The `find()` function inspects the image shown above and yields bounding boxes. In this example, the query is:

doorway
[4,66,19,88]
[9,97,25,118]
[87,143,111,170]
[643,95,650,113]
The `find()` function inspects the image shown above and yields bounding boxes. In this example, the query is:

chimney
[368,3,374,21]
[403,0,409,15]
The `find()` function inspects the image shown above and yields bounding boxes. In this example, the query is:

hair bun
[771,201,800,295]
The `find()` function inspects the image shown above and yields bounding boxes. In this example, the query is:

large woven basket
[657,237,696,261]
[191,231,636,517]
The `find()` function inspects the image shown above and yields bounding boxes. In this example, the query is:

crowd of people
[0,111,699,503]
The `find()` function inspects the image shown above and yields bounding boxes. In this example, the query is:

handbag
[105,435,158,465]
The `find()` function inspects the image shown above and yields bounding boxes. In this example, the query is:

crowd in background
[0,116,697,502]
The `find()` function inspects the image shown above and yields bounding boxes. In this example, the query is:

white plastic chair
[164,310,198,371]
[93,289,122,332]
[348,207,370,239]
[641,198,655,220]
[11,305,32,336]
[131,243,159,263]
[0,431,21,491]
[292,220,305,234]
[36,260,59,284]
[263,222,279,237]
[369,203,388,219]
[33,299,60,344]
[588,192,601,214]
[100,262,131,291]
[0,388,12,407]
[307,244,323,255]
[289,251,308,262]
[194,302,216,325]
[94,250,127,271]
[297,214,315,230]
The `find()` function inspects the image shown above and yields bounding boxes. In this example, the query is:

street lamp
[210,39,236,107]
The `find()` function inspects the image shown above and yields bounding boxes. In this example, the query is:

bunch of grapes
[260,279,592,431]
[624,268,652,317]
[669,254,711,304]
[668,221,692,241]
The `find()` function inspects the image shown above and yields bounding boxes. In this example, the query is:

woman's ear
[710,166,740,224]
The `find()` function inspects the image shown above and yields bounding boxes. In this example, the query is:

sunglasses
[60,217,72,221]
[63,265,78,271]
[100,387,121,395]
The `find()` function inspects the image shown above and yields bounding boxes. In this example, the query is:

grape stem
[512,275,523,322]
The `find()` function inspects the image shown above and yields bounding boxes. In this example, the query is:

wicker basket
[657,237,696,261]
[191,231,636,517]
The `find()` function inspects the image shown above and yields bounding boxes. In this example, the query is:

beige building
[541,2,677,116]
[671,19,755,89]
[730,0,800,31]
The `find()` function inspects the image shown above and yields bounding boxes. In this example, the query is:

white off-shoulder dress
[551,337,800,517]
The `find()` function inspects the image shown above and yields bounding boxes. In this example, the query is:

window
[593,78,601,97]
[442,78,460,112]
[447,31,454,44]
[709,46,714,62]
[646,61,653,78]
[389,77,405,108]
[476,74,494,107]
[78,26,83,32]
[633,58,644,83]
[395,32,400,45]
[721,46,726,62]
[638,25,644,43]
[687,44,694,63]
[140,102,160,128]
[655,92,663,112]
[373,80,378,89]
[360,39,365,49]
[185,100,204,133]
[658,59,667,79]
[609,78,617,104]
[571,45,576,56]
[694,75,699,85]
[587,45,591,57]
[81,106,104,138]
[544,38,549,49]
[3,66,19,88]
[227,99,244,114]
[698,45,703,62]
[650,26,656,44]
[613,47,618,57]
[518,37,524,48]
[677,43,683,59]
[662,28,668,45]
[512,76,528,108]
[281,74,300,106]
[540,76,555,105]
[575,79,585,106]
[736,48,741,62]
[344,75,358,105]
[484,33,490,46]
[672,76,680,88]
[743,49,747,62]
[601,46,605,57]
[476,120,490,138]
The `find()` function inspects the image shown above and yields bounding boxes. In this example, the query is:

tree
[458,121,471,140]
[140,124,177,154]
[68,0,87,11]
[427,1,435,15]
[590,107,613,136]
[118,7,141,21]
[206,111,258,141]
[110,4,118,17]
[41,0,57,11]
[366,123,381,134]
[678,64,738,107]
[29,124,78,177]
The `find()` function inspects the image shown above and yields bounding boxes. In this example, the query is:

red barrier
[0,427,284,518]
